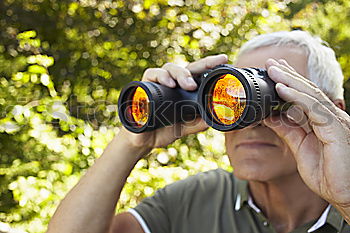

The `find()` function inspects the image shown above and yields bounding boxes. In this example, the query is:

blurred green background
[0,0,350,232]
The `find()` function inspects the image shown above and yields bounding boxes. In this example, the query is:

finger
[186,54,228,74]
[142,68,176,88]
[286,105,312,134]
[275,82,343,143]
[263,115,321,180]
[162,63,197,91]
[266,59,318,89]
[265,58,295,74]
[267,65,339,114]
[173,118,209,138]
[268,64,318,98]
[278,59,296,72]
[263,114,307,155]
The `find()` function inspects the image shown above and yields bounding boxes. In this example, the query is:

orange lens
[131,87,149,127]
[211,74,246,125]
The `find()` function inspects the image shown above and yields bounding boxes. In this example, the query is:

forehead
[235,46,309,78]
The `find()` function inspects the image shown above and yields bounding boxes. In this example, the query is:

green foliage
[290,0,350,110]
[0,0,349,232]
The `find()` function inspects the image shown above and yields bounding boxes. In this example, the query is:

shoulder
[133,169,239,232]
[135,168,237,210]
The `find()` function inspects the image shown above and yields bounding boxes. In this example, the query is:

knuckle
[162,62,173,69]
[313,87,324,99]
[142,68,153,80]
[183,68,192,77]
[143,68,157,76]
[142,68,165,81]
[185,62,195,70]
[165,63,190,77]
[305,78,318,88]
[203,56,216,68]
[154,67,166,73]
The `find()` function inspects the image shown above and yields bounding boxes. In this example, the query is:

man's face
[225,45,308,182]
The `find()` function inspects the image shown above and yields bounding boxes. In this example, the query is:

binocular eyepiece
[118,64,285,133]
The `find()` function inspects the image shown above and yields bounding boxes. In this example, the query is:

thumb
[263,115,306,156]
[175,117,209,138]
[263,115,323,192]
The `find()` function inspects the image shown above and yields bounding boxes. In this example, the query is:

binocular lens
[130,87,149,127]
[210,74,246,125]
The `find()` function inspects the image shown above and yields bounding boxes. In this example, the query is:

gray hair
[237,31,344,100]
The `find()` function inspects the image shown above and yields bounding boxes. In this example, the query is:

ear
[333,99,346,111]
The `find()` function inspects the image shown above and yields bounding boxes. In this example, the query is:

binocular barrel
[118,64,283,133]
[118,81,200,133]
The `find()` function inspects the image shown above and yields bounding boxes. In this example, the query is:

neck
[248,172,328,233]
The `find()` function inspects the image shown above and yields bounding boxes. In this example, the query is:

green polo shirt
[133,168,350,233]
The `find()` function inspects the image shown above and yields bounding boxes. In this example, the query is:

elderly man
[47,31,350,233]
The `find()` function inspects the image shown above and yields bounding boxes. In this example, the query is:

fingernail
[267,58,279,66]
[186,77,197,88]
[276,82,288,91]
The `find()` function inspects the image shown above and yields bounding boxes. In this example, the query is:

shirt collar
[325,205,344,232]
[307,205,331,232]
[306,205,344,232]
[234,178,344,232]
[234,178,248,211]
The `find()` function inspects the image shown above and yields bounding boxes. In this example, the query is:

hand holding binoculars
[118,64,288,133]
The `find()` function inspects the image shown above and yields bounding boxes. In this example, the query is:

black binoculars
[118,64,287,133]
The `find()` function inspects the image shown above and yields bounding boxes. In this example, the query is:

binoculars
[118,64,287,133]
